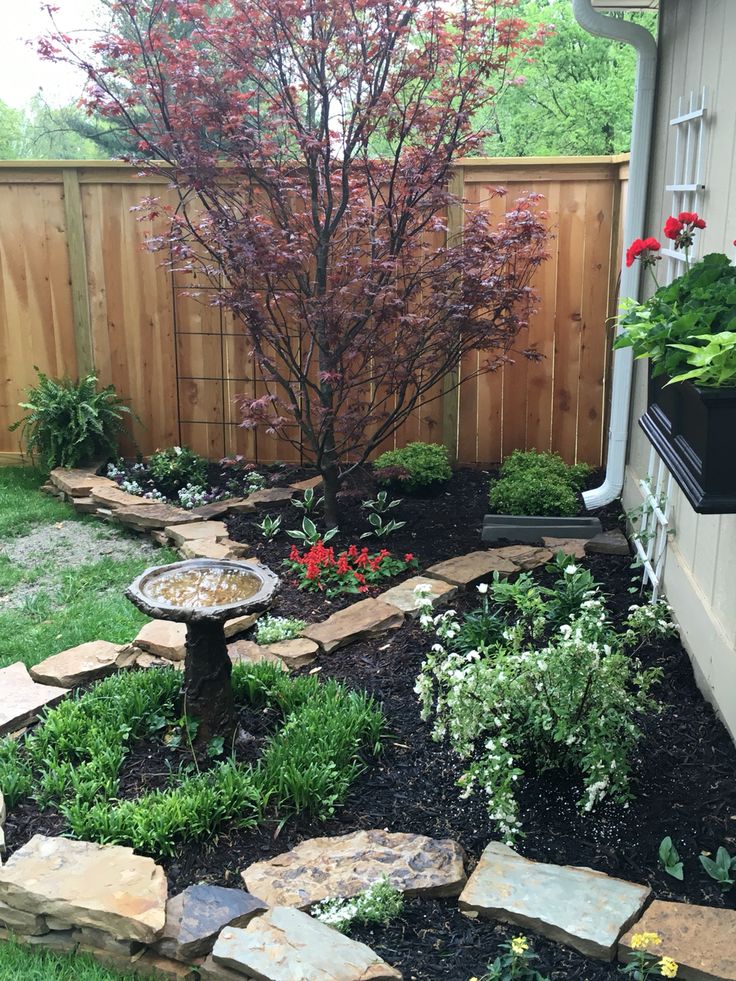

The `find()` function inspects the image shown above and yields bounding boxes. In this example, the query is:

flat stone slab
[619,900,736,980]
[380,576,457,617]
[29,640,122,688]
[491,545,553,570]
[242,829,466,908]
[191,499,245,520]
[0,663,67,736]
[243,487,295,507]
[181,540,233,561]
[267,638,319,669]
[92,486,161,509]
[0,835,167,943]
[212,907,402,980]
[289,476,323,492]
[459,842,650,961]
[136,620,187,661]
[155,884,267,962]
[302,599,405,653]
[72,496,102,514]
[49,469,113,498]
[585,529,630,556]
[0,899,48,935]
[542,537,589,559]
[165,521,229,546]
[223,613,260,639]
[114,504,203,531]
[425,551,517,588]
[228,640,286,670]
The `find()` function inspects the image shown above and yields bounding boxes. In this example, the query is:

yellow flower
[511,936,529,956]
[659,956,678,978]
[630,932,662,951]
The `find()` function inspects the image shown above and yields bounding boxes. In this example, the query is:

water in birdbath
[142,565,262,610]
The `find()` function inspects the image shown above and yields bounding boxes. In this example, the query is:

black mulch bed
[7,478,736,980]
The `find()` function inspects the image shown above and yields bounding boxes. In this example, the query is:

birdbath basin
[126,558,279,742]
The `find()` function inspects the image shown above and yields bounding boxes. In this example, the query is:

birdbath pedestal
[126,558,279,744]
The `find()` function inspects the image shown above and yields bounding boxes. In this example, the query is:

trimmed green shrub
[373,442,452,492]
[148,445,208,497]
[488,450,591,517]
[11,370,132,471]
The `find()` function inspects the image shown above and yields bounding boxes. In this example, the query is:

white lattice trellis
[634,88,707,600]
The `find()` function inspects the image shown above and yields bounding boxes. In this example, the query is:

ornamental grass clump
[415,561,675,841]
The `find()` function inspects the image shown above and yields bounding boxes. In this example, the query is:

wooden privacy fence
[0,156,628,467]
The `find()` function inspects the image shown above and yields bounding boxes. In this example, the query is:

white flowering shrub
[311,877,403,934]
[415,568,675,842]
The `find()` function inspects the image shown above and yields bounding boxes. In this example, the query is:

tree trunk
[183,621,235,746]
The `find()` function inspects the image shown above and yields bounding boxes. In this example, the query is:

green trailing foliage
[373,442,452,493]
[10,370,132,471]
[488,450,591,517]
[0,662,383,858]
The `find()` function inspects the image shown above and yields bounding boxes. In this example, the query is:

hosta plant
[12,369,132,470]
[415,566,674,841]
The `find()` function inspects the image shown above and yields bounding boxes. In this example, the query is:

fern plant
[11,369,132,471]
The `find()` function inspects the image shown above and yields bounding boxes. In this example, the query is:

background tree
[482,0,657,156]
[42,0,549,524]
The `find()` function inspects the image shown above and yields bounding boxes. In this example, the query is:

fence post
[62,167,94,377]
[441,165,464,463]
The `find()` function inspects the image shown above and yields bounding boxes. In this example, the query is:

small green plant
[373,441,452,492]
[148,446,208,497]
[476,935,550,981]
[700,846,736,891]
[291,487,322,515]
[360,490,406,539]
[11,369,132,471]
[488,450,591,518]
[286,516,338,546]
[255,614,308,645]
[312,877,404,934]
[255,513,282,540]
[619,932,678,978]
[658,837,684,880]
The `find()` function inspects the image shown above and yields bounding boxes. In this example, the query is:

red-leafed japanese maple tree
[43,0,549,524]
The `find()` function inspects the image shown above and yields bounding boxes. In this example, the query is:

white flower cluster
[177,483,209,509]
[311,877,403,934]
[413,573,662,841]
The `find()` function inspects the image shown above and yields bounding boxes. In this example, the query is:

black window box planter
[639,373,736,514]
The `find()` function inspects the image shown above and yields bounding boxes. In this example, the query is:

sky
[1,0,102,109]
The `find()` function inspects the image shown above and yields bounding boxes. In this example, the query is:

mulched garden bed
[6,473,736,980]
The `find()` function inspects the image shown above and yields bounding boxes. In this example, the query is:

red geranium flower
[625,237,661,267]
[404,553,414,562]
[664,216,683,240]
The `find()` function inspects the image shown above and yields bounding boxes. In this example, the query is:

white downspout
[572,0,658,510]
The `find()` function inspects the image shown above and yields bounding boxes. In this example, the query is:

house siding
[624,0,736,739]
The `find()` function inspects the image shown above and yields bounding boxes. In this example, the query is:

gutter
[571,0,658,510]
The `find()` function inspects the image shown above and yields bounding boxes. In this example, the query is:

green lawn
[0,468,178,669]
[0,939,154,980]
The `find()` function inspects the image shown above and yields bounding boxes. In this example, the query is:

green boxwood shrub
[488,449,591,517]
[373,441,452,492]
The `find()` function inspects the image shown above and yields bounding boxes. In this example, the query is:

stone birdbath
[126,558,279,743]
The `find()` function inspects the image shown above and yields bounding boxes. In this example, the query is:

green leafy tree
[481,1,657,156]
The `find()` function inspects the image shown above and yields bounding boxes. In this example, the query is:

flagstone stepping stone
[266,638,319,669]
[228,640,286,670]
[0,899,48,935]
[542,536,588,559]
[491,545,554,570]
[73,924,145,955]
[212,907,402,980]
[191,499,246,520]
[114,504,203,531]
[0,663,67,736]
[289,476,323,492]
[380,575,457,617]
[180,540,233,561]
[199,955,244,980]
[72,496,102,514]
[92,486,162,509]
[29,640,123,688]
[425,551,517,588]
[619,900,736,980]
[242,829,466,908]
[243,487,296,507]
[165,521,229,546]
[155,884,268,962]
[459,842,650,961]
[136,620,187,661]
[49,468,113,498]
[303,599,405,653]
[584,529,630,556]
[223,613,260,639]
[0,835,167,943]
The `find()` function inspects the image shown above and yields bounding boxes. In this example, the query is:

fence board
[0,158,627,467]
